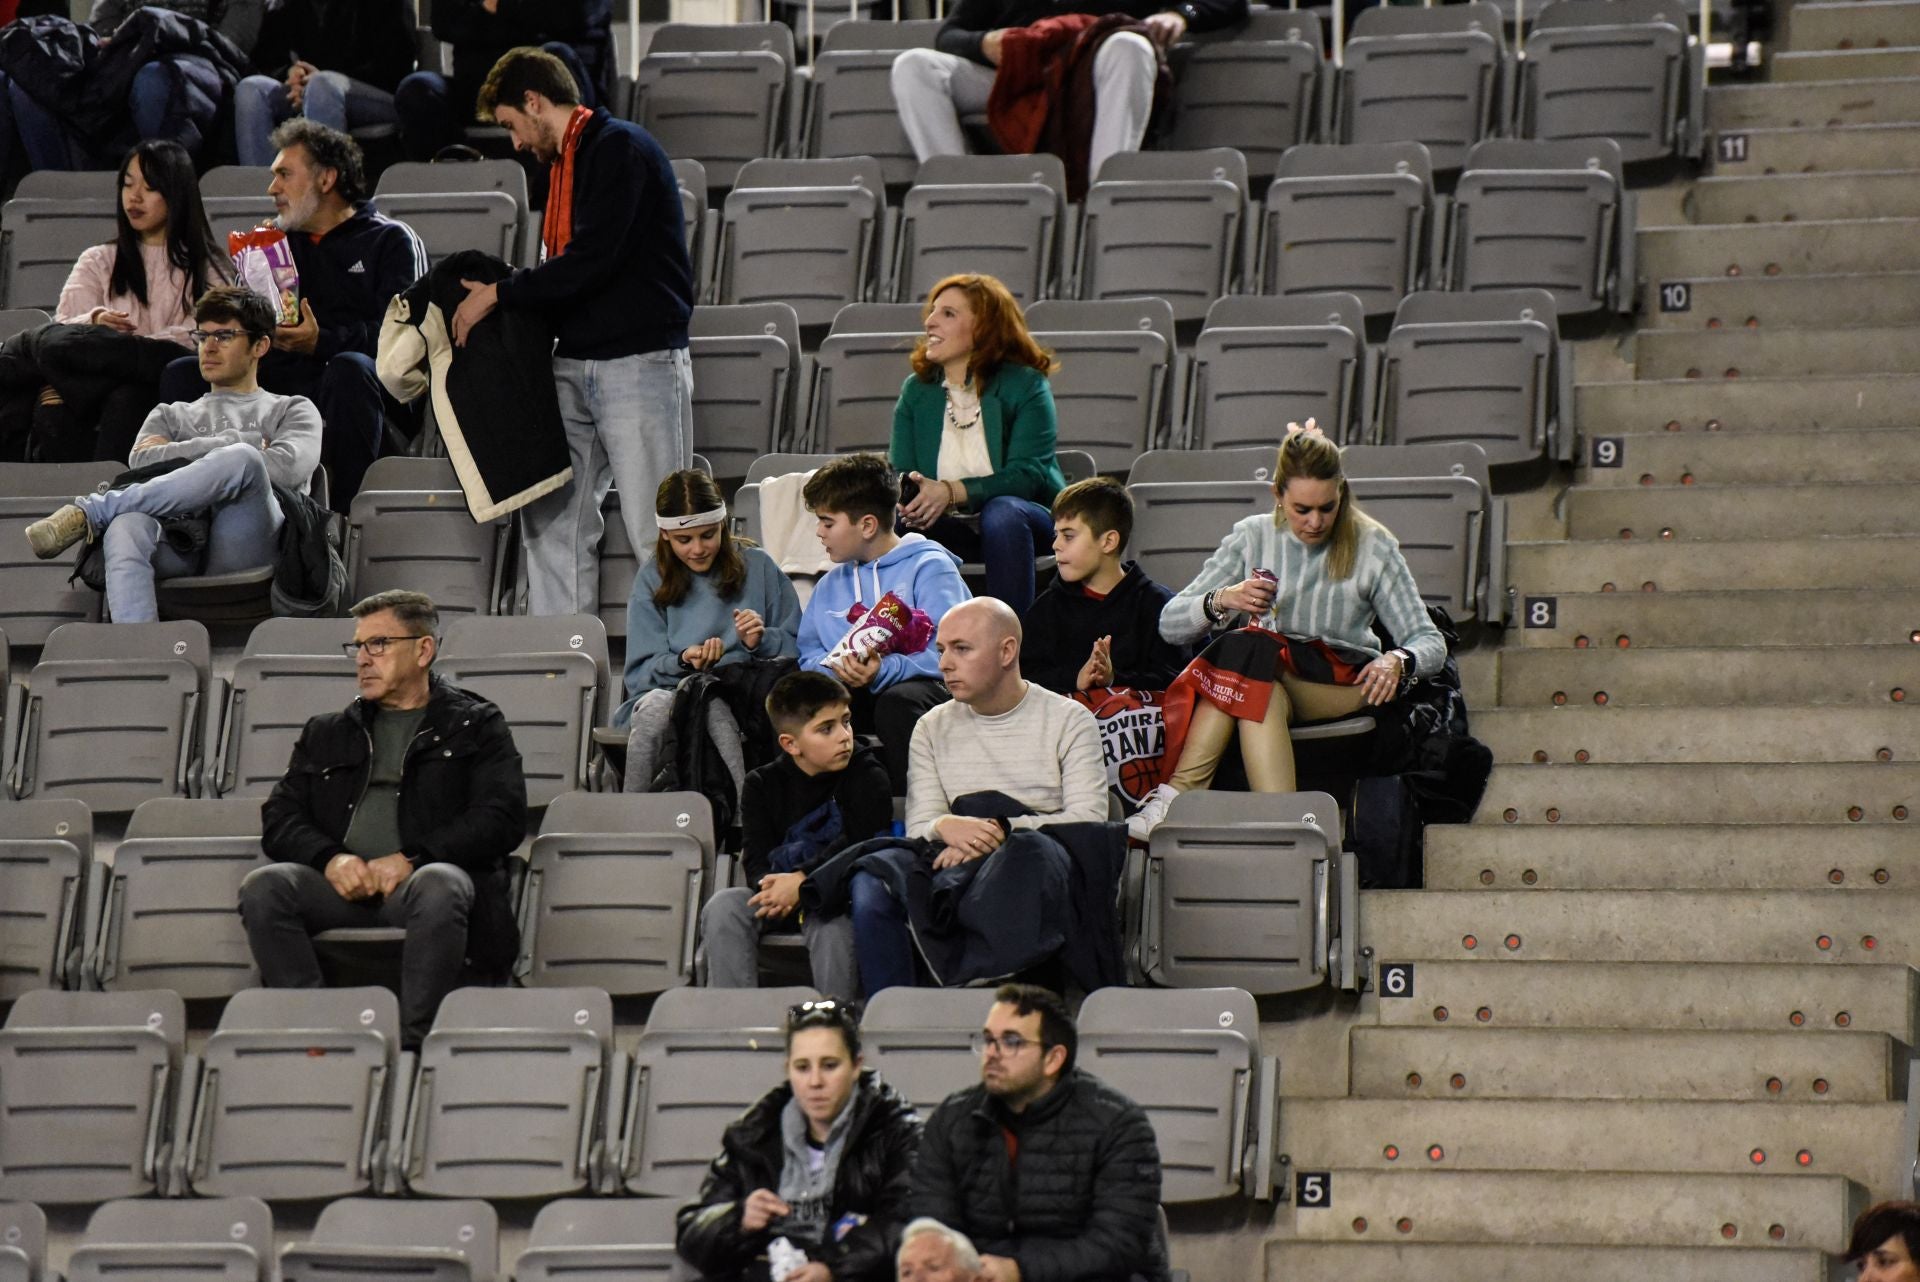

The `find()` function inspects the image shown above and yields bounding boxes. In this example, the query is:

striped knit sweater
[1159,512,1448,677]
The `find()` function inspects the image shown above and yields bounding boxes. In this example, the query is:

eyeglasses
[788,998,860,1029]
[189,328,251,347]
[968,1030,1039,1058]
[342,635,429,658]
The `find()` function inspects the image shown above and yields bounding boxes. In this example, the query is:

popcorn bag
[824,591,934,666]
[229,227,302,326]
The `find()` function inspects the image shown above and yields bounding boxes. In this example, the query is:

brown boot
[24,504,91,560]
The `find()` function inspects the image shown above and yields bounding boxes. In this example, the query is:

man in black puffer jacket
[911,984,1168,1282]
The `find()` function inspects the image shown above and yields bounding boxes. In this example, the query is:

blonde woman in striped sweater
[1128,423,1447,839]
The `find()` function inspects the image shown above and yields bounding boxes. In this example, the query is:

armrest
[599,1047,631,1193]
[196,675,229,797]
[1252,1053,1282,1202]
[165,1051,203,1194]
[382,1050,419,1194]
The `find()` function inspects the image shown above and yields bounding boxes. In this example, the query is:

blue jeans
[849,870,918,995]
[394,42,596,162]
[923,494,1055,615]
[76,442,284,623]
[233,71,400,167]
[522,348,693,616]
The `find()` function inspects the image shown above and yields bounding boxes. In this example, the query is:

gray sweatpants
[700,887,860,1001]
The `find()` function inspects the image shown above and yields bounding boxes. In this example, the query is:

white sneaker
[1126,784,1180,844]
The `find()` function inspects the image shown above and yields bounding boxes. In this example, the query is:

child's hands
[750,872,804,919]
[733,608,766,651]
[682,637,724,669]
[1075,636,1113,690]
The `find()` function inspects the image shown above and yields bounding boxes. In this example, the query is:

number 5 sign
[1297,1171,1332,1208]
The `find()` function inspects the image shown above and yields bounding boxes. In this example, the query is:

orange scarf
[540,105,594,263]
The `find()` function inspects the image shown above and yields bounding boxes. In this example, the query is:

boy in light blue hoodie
[798,452,970,793]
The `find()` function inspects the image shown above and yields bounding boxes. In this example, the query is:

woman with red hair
[889,272,1064,614]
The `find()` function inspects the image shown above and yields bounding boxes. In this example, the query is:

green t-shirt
[341,705,428,860]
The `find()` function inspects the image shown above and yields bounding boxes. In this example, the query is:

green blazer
[889,363,1066,507]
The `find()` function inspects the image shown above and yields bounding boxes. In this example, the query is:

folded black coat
[0,322,183,462]
[377,249,572,523]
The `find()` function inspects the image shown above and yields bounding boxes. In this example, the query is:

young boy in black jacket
[1022,477,1190,694]
[698,672,893,1000]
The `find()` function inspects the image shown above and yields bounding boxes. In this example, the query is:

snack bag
[229,227,302,326]
[824,590,934,666]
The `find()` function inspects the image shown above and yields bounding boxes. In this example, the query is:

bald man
[846,597,1108,993]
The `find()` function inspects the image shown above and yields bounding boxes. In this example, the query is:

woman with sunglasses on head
[678,1000,922,1282]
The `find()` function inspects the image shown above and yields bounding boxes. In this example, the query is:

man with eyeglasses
[24,286,320,624]
[242,588,528,1050]
[911,983,1166,1282]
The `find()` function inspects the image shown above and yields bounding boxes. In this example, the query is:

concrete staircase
[1258,14,1920,1278]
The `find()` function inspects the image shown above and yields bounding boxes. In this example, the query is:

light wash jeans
[76,442,283,624]
[523,349,693,616]
[233,71,400,167]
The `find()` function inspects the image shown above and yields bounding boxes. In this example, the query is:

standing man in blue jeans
[230,0,417,167]
[451,46,695,617]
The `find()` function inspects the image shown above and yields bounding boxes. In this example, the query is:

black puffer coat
[676,1070,921,1282]
[910,1070,1168,1282]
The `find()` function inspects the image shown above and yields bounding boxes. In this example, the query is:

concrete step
[1638,272,1920,330]
[1477,762,1918,825]
[1788,0,1920,51]
[1274,1096,1915,1195]
[1638,218,1920,280]
[1506,536,1920,593]
[1636,326,1920,380]
[1281,1171,1865,1252]
[1471,706,1920,764]
[1575,374,1920,434]
[1711,123,1920,174]
[1350,1027,1896,1103]
[1709,78,1920,129]
[1496,646,1916,710]
[1690,170,1920,224]
[1365,960,1920,1041]
[1510,589,1920,650]
[1265,1242,1831,1281]
[1566,481,1920,539]
[1360,888,1920,969]
[1776,46,1920,80]
[1426,823,1920,891]
[1570,429,1920,486]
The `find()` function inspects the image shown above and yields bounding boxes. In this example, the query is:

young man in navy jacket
[453,46,696,617]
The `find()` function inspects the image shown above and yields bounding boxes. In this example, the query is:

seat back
[635,25,795,189]
[1261,142,1432,317]
[0,462,119,645]
[1077,150,1246,322]
[809,323,919,455]
[1126,481,1273,590]
[66,1197,271,1282]
[214,629,357,797]
[199,166,273,199]
[13,172,116,201]
[1187,293,1367,449]
[0,1202,44,1282]
[1449,138,1621,316]
[859,988,995,1119]
[894,153,1066,307]
[1341,5,1505,171]
[1164,10,1321,180]
[717,160,883,325]
[0,308,47,341]
[199,196,280,252]
[0,798,90,1001]
[0,199,117,309]
[345,469,509,618]
[1523,6,1687,163]
[279,1198,497,1282]
[1028,297,1177,473]
[375,159,529,207]
[1346,473,1488,622]
[1128,446,1279,486]
[806,21,944,185]
[516,1198,682,1281]
[671,158,708,279]
[689,302,802,479]
[371,191,522,268]
[1380,288,1558,467]
[439,615,610,807]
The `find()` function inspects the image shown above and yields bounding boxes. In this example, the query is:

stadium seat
[278,1198,497,1282]
[672,157,711,294]
[1184,293,1369,450]
[687,301,803,479]
[1339,2,1508,173]
[715,157,885,326]
[1344,441,1505,625]
[439,614,611,808]
[1163,9,1323,181]
[1258,141,1434,319]
[1075,149,1247,323]
[12,172,115,202]
[1027,296,1177,473]
[1523,0,1703,164]
[805,18,943,186]
[0,1200,43,1282]
[207,617,357,799]
[200,196,279,251]
[198,166,272,198]
[808,301,924,454]
[83,797,267,998]
[631,23,796,190]
[0,308,47,341]
[0,798,90,1002]
[1126,479,1273,591]
[1077,986,1282,1201]
[0,199,116,310]
[1445,137,1629,318]
[893,153,1068,307]
[513,1196,682,1281]
[0,988,185,1202]
[516,791,714,995]
[1128,445,1279,487]
[65,1197,272,1282]
[7,620,210,812]
[374,160,530,268]
[860,987,996,1118]
[620,985,818,1197]
[345,456,512,617]
[177,987,401,1202]
[0,461,118,646]
[397,987,614,1198]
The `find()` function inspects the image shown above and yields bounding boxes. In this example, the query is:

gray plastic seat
[859,988,995,1119]
[1344,441,1498,624]
[1076,149,1247,323]
[1378,288,1563,468]
[0,989,185,1202]
[688,301,802,479]
[0,799,90,1002]
[279,1198,497,1282]
[0,199,115,309]
[0,461,118,645]
[84,797,266,997]
[398,987,613,1198]
[1259,142,1433,318]
[513,1197,682,1281]
[12,172,116,201]
[716,158,884,326]
[1128,446,1279,486]
[1340,3,1506,173]
[808,303,922,454]
[1447,137,1624,317]
[620,985,818,1196]
[633,23,795,190]
[1185,293,1367,450]
[439,614,610,808]
[346,456,511,617]
[1524,0,1693,164]
[179,987,400,1201]
[375,159,529,207]
[199,196,278,251]
[517,792,714,995]
[1125,480,1273,591]
[0,1201,44,1282]
[7,621,210,812]
[210,618,358,798]
[0,308,47,341]
[894,153,1067,307]
[1164,9,1322,181]
[805,19,943,186]
[671,157,709,289]
[372,191,520,268]
[198,165,273,198]
[1028,297,1176,473]
[1076,986,1279,1201]
[65,1196,271,1282]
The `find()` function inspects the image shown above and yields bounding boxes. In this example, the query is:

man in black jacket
[911,984,1168,1282]
[230,0,417,167]
[243,589,528,1050]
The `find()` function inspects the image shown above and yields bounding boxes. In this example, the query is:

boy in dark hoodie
[1022,476,1190,694]
[698,672,893,1000]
